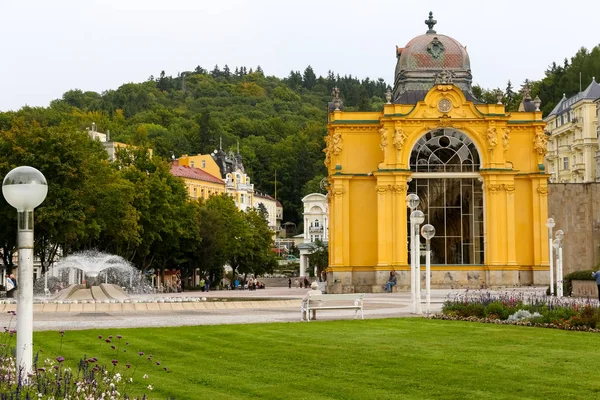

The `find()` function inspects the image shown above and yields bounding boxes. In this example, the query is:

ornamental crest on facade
[379,127,388,152]
[533,131,547,156]
[427,37,445,59]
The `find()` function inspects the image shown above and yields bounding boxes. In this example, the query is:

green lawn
[33,319,600,399]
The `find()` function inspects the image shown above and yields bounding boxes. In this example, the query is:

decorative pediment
[404,84,483,121]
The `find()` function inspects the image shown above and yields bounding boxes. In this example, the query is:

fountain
[34,250,153,302]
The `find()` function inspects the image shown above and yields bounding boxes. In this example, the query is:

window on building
[193,187,197,198]
[241,194,245,204]
[563,157,569,170]
[201,160,206,168]
[315,220,320,227]
[190,161,195,168]
[409,128,484,265]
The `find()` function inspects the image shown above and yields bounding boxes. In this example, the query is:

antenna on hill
[182,72,186,92]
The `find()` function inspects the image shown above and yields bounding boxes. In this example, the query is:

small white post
[425,239,431,314]
[414,224,421,314]
[557,246,563,298]
[420,224,435,316]
[410,219,415,309]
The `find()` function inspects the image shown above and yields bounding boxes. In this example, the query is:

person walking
[592,270,600,301]
[288,277,292,289]
[205,277,210,292]
[5,274,15,298]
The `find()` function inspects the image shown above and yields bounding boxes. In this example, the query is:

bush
[441,291,600,331]
[485,301,510,320]
[508,309,542,321]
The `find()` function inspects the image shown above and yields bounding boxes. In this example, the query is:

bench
[301,293,364,322]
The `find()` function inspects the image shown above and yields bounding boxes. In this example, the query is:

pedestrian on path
[592,270,600,301]
[288,278,292,289]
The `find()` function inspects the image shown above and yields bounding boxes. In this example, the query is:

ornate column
[533,181,549,268]
[330,179,350,267]
[375,180,393,267]
[504,183,517,265]
[485,180,502,265]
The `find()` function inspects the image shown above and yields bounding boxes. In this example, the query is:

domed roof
[392,12,476,104]
[396,33,470,72]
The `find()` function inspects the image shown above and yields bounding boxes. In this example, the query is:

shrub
[485,301,509,320]
[508,309,542,321]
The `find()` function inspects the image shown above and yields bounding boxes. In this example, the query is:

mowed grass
[33,318,600,399]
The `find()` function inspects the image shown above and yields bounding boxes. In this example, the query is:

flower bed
[440,290,600,332]
[0,312,167,398]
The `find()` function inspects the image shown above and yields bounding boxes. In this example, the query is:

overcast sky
[1,0,598,111]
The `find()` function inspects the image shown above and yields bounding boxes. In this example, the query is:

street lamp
[410,210,424,314]
[545,218,555,296]
[2,166,48,378]
[421,224,435,315]
[405,194,419,310]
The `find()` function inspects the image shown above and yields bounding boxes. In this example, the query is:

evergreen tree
[303,66,317,89]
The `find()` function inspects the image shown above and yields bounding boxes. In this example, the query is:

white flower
[147,385,153,391]
[143,374,148,379]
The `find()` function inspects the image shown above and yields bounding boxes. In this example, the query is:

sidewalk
[0,286,548,332]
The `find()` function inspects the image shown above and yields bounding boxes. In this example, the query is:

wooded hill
[2,44,599,226]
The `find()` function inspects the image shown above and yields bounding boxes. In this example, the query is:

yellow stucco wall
[325,84,550,291]
[180,177,225,200]
[178,154,222,178]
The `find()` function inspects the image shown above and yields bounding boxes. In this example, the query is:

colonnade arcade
[325,84,550,292]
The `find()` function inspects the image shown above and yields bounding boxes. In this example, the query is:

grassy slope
[33,319,600,399]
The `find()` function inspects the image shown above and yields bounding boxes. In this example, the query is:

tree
[308,239,328,280]
[233,209,277,281]
[303,66,317,90]
[0,118,127,273]
[196,195,244,284]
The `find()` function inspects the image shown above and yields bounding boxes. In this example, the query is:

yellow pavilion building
[325,13,550,293]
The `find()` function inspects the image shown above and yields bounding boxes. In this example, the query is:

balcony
[573,163,586,173]
[572,138,584,150]
[309,226,324,234]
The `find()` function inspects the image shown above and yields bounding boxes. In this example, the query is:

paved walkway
[0,286,548,332]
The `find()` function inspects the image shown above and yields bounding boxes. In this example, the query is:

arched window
[410,128,480,172]
[408,129,484,265]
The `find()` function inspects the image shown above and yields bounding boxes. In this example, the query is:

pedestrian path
[0,286,548,331]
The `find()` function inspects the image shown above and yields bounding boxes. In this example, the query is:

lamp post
[405,194,419,310]
[2,166,48,377]
[545,218,555,296]
[555,229,565,298]
[421,224,435,315]
[410,210,424,314]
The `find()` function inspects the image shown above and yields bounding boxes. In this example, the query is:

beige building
[170,161,225,200]
[544,78,600,183]
[88,122,153,161]
[253,192,283,233]
[177,154,222,179]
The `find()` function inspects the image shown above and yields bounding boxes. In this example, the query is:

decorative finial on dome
[425,11,437,34]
